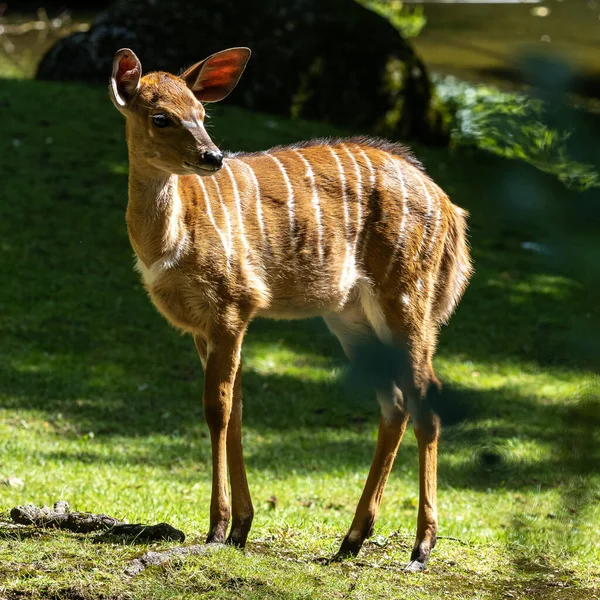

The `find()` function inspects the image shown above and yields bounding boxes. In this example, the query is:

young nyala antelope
[109,46,472,570]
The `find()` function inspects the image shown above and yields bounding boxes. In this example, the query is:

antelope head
[109,47,251,176]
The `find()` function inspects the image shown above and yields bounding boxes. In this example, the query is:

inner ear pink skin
[117,55,140,91]
[197,57,241,85]
[185,48,250,103]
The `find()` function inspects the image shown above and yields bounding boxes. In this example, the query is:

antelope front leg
[225,360,254,547]
[200,329,245,544]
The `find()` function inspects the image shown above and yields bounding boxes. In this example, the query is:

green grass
[0,77,599,599]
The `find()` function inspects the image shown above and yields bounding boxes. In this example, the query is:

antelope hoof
[225,515,253,548]
[405,559,428,572]
[330,550,356,563]
[406,545,431,572]
[225,530,248,548]
[332,535,363,561]
[206,524,228,544]
[206,534,226,544]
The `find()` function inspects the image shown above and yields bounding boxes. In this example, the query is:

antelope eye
[152,114,171,128]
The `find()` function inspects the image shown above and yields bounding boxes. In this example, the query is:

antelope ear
[110,48,142,109]
[182,47,250,103]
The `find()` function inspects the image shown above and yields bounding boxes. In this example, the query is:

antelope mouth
[183,161,220,173]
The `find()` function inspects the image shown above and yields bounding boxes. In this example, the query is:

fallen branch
[10,501,185,543]
[125,544,224,576]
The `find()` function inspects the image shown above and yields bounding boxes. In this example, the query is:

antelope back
[164,137,471,330]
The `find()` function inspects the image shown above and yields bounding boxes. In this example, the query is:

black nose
[203,150,223,169]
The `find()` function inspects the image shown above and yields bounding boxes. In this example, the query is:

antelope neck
[126,163,186,269]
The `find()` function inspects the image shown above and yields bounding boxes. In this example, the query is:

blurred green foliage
[359,0,426,39]
[435,75,599,191]
[0,52,34,78]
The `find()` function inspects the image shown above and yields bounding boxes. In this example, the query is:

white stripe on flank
[356,147,376,191]
[426,185,442,257]
[225,161,271,304]
[341,144,363,265]
[238,159,267,249]
[211,175,233,260]
[196,175,230,265]
[329,147,356,295]
[224,162,250,255]
[292,150,323,262]
[356,147,375,259]
[413,172,433,262]
[265,152,295,245]
[384,159,410,279]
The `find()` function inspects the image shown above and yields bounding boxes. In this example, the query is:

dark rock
[37,0,446,142]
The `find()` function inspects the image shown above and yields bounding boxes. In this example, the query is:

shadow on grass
[14,366,598,497]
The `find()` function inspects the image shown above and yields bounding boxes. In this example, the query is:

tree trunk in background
[36,0,447,143]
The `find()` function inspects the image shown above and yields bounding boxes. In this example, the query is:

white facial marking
[416,278,424,292]
[292,150,323,262]
[402,293,410,306]
[148,128,154,138]
[197,175,230,266]
[265,152,295,246]
[181,112,202,130]
[329,147,356,297]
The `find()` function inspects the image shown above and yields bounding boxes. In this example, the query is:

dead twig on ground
[125,544,225,576]
[10,501,185,543]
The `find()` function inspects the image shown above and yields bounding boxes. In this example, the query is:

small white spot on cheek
[148,128,154,138]
[416,279,424,292]
[402,294,410,306]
